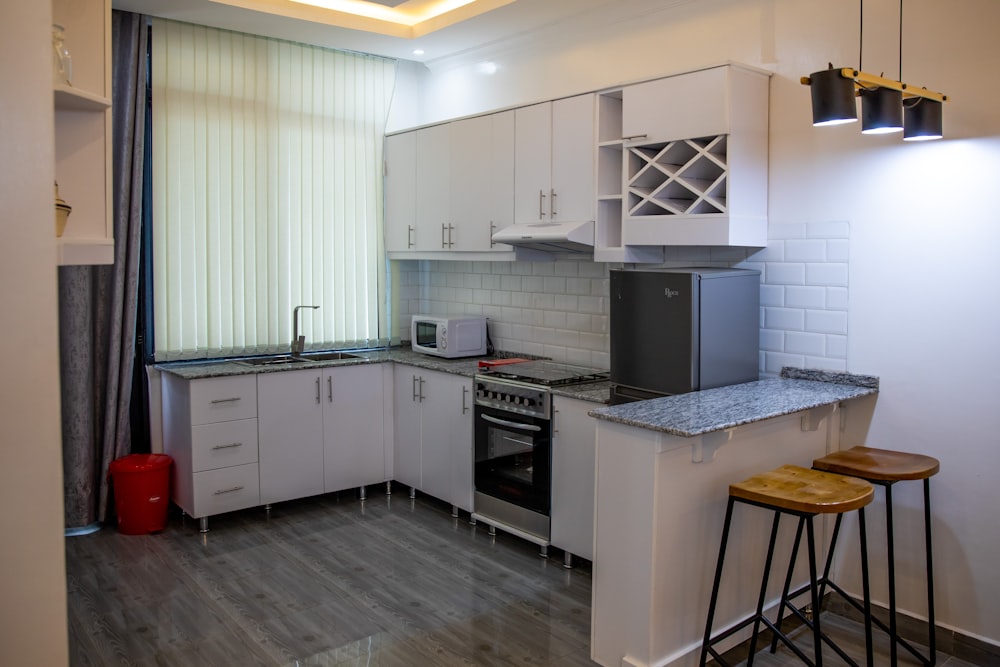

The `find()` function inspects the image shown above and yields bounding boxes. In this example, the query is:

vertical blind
[151,19,396,360]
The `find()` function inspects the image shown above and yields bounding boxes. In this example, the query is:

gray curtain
[60,11,148,529]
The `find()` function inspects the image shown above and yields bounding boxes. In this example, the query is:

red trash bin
[108,453,173,535]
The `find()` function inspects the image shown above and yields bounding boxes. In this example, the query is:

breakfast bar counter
[587,369,878,667]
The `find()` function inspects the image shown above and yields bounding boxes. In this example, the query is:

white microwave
[411,315,488,358]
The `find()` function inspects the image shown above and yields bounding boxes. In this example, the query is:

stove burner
[478,360,608,387]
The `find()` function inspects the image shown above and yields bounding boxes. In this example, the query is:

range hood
[491,221,594,253]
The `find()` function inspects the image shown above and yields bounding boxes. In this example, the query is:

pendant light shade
[903,97,943,141]
[861,86,903,134]
[809,68,858,126]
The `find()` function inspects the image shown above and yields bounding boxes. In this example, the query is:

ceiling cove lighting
[802,1,948,140]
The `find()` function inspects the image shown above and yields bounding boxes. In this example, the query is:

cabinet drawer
[191,418,258,472]
[190,375,257,425]
[192,463,260,518]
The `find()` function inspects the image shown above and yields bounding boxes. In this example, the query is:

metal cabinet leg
[488,525,496,536]
[409,487,416,500]
[198,517,209,533]
[539,545,548,559]
[563,551,573,569]
[359,486,367,501]
[385,481,392,495]
[451,505,459,518]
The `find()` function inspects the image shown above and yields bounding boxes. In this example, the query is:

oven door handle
[480,413,542,432]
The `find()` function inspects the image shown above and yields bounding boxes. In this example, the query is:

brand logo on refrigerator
[664,288,680,298]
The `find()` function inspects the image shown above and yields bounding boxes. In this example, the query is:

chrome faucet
[291,305,319,356]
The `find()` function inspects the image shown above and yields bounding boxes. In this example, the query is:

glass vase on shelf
[52,24,73,87]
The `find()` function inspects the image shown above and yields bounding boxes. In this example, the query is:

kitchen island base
[590,397,876,667]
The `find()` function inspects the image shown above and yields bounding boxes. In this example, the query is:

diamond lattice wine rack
[626,135,728,217]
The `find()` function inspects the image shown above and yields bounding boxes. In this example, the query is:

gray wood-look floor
[66,489,985,666]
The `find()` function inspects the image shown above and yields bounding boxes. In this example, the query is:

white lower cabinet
[323,364,387,492]
[161,373,261,526]
[393,366,474,512]
[258,365,389,504]
[257,369,325,505]
[550,396,597,562]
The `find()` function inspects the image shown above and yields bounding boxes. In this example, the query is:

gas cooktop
[477,360,608,387]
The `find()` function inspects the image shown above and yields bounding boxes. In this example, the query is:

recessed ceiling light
[413,49,425,55]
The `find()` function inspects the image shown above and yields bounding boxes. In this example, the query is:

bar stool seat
[812,446,939,667]
[701,465,875,667]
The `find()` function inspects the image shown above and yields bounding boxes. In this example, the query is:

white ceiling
[112,0,637,64]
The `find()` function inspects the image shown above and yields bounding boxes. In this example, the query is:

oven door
[474,404,551,515]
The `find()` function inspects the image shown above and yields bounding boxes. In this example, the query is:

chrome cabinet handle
[481,413,542,432]
[407,225,415,248]
[553,407,559,434]
[418,377,426,402]
[538,189,546,219]
[622,133,648,141]
[489,221,496,248]
[462,386,469,414]
[210,397,241,404]
[412,375,419,402]
[447,224,455,248]
[316,377,321,404]
[213,485,245,496]
[550,188,557,217]
[211,442,243,451]
[441,223,448,248]
[327,375,333,402]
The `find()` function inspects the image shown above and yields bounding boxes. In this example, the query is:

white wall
[0,3,71,665]
[388,0,1000,646]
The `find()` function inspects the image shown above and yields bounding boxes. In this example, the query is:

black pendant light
[808,66,858,126]
[803,0,947,141]
[903,97,943,141]
[861,86,903,134]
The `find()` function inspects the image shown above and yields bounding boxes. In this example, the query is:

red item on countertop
[478,358,531,368]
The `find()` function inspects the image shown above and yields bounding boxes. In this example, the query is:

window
[151,19,396,360]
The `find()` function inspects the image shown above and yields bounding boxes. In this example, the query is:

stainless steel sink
[237,355,311,367]
[296,351,362,361]
[237,351,362,366]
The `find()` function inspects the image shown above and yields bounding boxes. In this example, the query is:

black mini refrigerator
[609,267,760,404]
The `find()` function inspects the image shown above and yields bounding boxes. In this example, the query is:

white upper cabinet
[449,111,515,252]
[514,94,596,224]
[619,65,770,248]
[386,111,516,257]
[385,132,417,253]
[53,0,114,265]
[622,67,731,144]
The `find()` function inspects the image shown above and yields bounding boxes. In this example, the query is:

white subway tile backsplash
[785,331,826,356]
[805,309,848,335]
[785,285,826,309]
[765,263,806,285]
[398,226,849,371]
[764,307,806,331]
[806,262,848,286]
[784,239,827,262]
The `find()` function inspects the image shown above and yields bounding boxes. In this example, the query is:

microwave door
[454,320,485,354]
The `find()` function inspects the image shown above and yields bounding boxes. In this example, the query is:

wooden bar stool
[700,465,874,667]
[811,446,940,666]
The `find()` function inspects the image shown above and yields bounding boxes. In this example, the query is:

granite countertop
[155,347,559,382]
[551,381,612,404]
[587,368,878,437]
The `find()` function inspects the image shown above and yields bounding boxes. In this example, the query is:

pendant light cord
[859,0,863,70]
[899,0,904,80]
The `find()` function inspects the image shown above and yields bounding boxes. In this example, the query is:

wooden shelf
[54,85,111,111]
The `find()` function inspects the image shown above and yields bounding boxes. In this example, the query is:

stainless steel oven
[472,361,608,554]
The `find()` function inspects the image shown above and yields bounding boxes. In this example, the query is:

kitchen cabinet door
[420,370,473,510]
[622,67,730,144]
[257,369,325,504]
[323,365,386,493]
[385,131,417,252]
[415,123,451,251]
[514,95,596,225]
[550,94,596,223]
[551,396,597,561]
[514,102,554,224]
[393,369,423,490]
[450,111,515,252]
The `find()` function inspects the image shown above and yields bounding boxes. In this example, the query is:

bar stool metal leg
[701,497,736,667]
[924,479,936,665]
[747,513,783,666]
